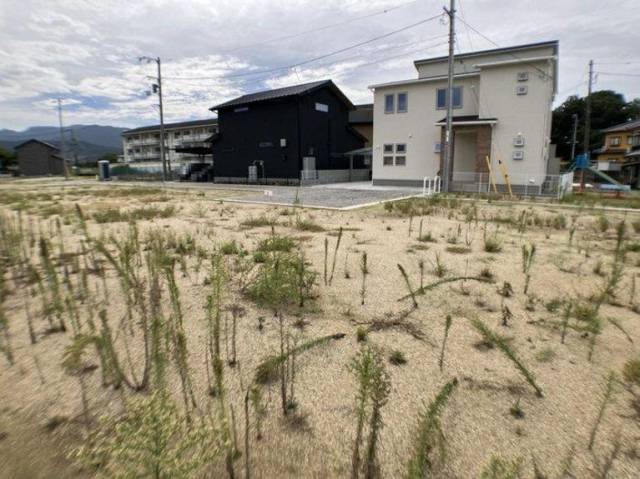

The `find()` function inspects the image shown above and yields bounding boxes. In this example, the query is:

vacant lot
[1,181,639,478]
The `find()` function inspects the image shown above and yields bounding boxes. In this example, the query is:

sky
[0,0,638,130]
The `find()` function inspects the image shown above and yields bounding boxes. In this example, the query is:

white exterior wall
[371,42,557,186]
[122,123,217,163]
[372,75,479,184]
[478,60,555,183]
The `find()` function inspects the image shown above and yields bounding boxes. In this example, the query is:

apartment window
[383,156,394,166]
[174,131,181,137]
[609,136,621,146]
[395,156,406,166]
[396,143,406,154]
[383,144,394,153]
[384,94,394,114]
[436,86,462,109]
[397,92,408,113]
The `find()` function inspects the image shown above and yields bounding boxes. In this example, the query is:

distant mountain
[0,124,128,163]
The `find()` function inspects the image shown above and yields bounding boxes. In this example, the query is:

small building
[15,139,66,176]
[594,119,640,184]
[349,104,373,147]
[369,41,560,194]
[210,80,367,184]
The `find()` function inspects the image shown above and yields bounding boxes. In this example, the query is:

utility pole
[570,113,579,163]
[140,56,167,181]
[57,99,69,180]
[581,59,594,191]
[442,0,456,193]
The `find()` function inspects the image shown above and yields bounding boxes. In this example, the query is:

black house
[210,80,366,184]
[15,139,66,176]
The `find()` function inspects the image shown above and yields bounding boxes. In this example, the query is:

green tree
[551,90,640,161]
[0,146,16,171]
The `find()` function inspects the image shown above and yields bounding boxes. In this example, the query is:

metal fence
[431,171,574,199]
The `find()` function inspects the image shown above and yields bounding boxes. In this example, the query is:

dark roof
[435,115,498,124]
[349,104,373,124]
[14,138,59,151]
[123,118,218,135]
[210,79,354,111]
[414,40,559,66]
[602,119,640,133]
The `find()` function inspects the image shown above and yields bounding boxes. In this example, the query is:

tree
[551,90,640,161]
[0,146,16,171]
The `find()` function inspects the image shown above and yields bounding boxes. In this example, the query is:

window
[397,93,408,113]
[315,102,329,112]
[631,135,640,146]
[382,143,407,166]
[174,131,180,137]
[234,106,249,113]
[436,87,462,109]
[384,94,394,113]
[609,136,621,146]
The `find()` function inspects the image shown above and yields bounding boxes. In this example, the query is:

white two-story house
[369,41,559,191]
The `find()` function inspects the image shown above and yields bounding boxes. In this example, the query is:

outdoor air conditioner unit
[512,150,525,160]
[513,136,525,147]
[516,85,528,95]
[433,142,442,153]
[517,71,529,82]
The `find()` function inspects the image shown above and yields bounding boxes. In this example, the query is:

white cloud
[0,0,638,129]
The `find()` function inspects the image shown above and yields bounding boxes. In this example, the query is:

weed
[479,267,495,282]
[438,315,452,372]
[471,318,543,397]
[480,456,521,479]
[406,379,458,479]
[588,372,617,450]
[360,252,368,306]
[622,358,640,387]
[535,347,556,363]
[510,398,524,419]
[256,235,296,253]
[241,215,278,228]
[418,232,437,243]
[484,234,502,253]
[349,345,390,479]
[92,205,175,223]
[356,326,368,342]
[432,252,448,278]
[596,215,610,233]
[389,349,407,365]
[446,245,471,254]
[295,217,324,232]
[521,244,536,295]
[220,240,241,255]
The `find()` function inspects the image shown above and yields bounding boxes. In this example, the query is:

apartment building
[122,118,218,165]
[369,41,559,192]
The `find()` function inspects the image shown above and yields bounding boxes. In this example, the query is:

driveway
[233,182,421,209]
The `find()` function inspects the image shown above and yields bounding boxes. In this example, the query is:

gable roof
[210,79,354,111]
[413,40,559,66]
[14,138,59,151]
[602,119,640,133]
[123,118,218,135]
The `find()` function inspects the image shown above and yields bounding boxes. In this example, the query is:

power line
[217,0,426,54]
[163,13,444,81]
[597,71,640,77]
[455,17,552,80]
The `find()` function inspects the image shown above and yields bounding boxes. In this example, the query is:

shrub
[356,326,368,342]
[93,205,175,223]
[418,232,437,243]
[446,245,471,254]
[596,215,610,233]
[551,214,567,230]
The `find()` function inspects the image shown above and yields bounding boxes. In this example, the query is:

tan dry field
[0,181,639,478]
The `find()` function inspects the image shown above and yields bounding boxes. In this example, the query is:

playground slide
[586,166,631,191]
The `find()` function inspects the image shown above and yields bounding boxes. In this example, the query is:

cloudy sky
[0,0,638,130]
